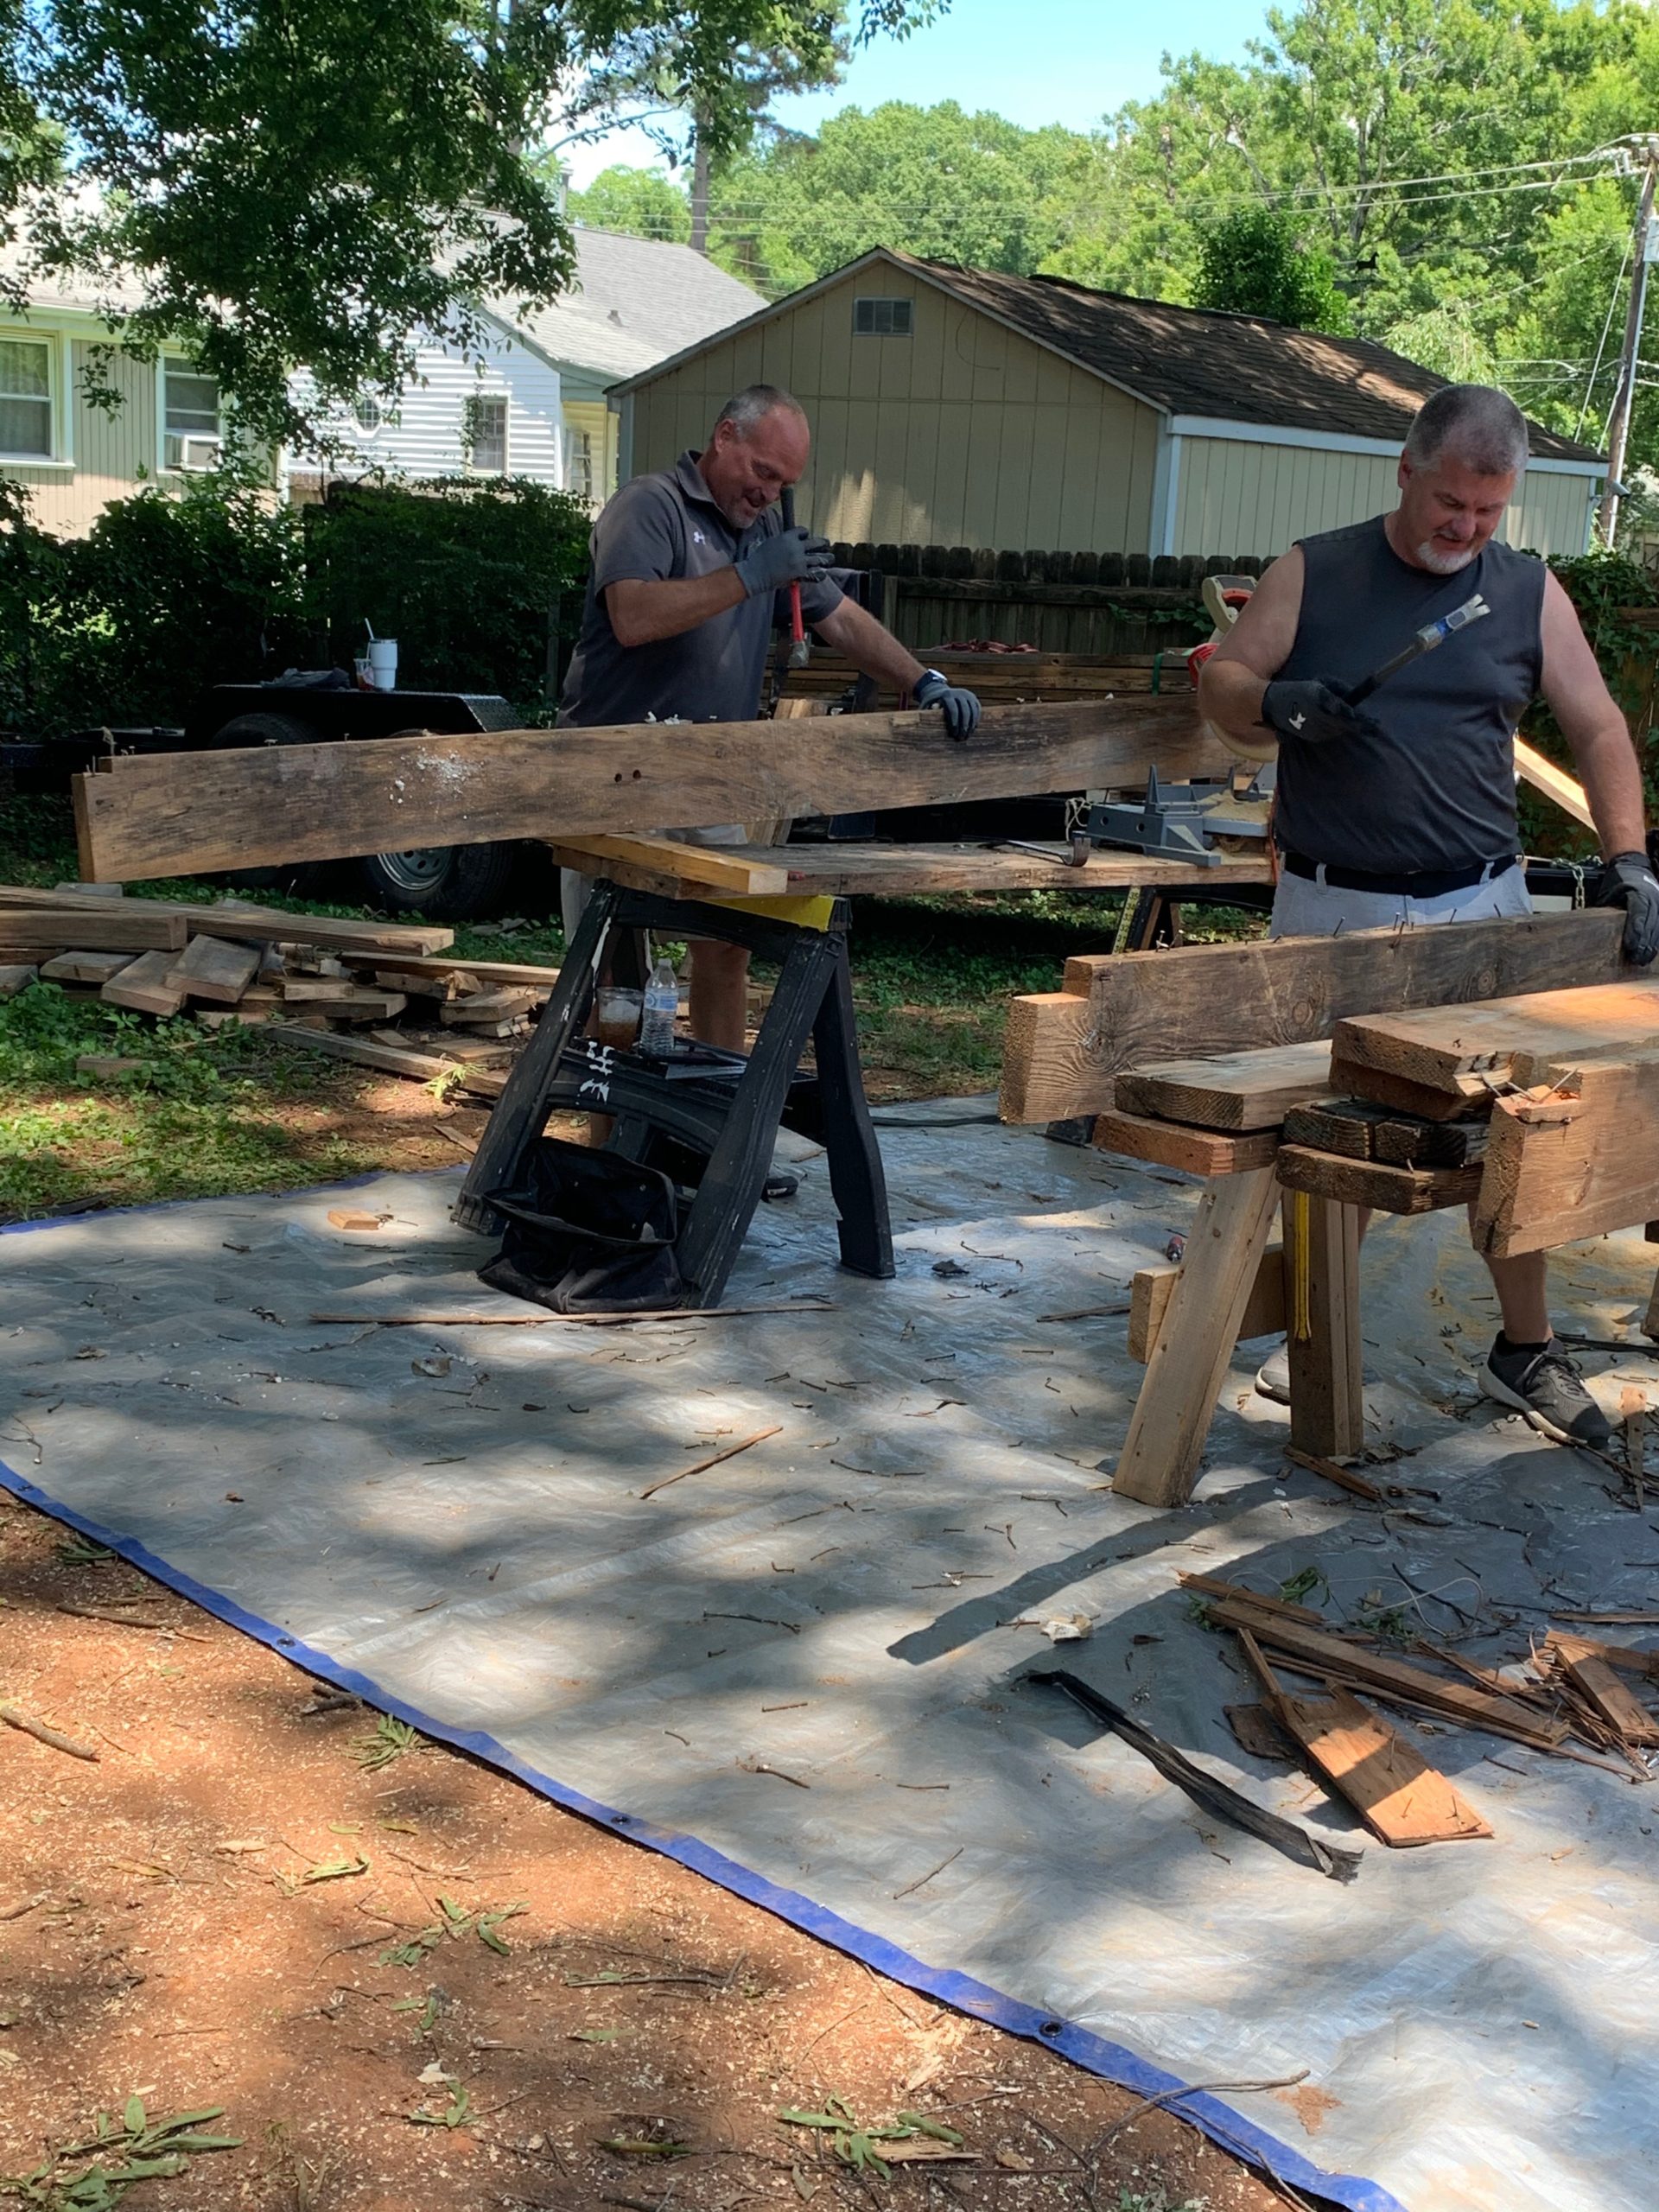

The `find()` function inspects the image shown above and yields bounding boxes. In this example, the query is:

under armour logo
[1287,710,1306,731]
[692,531,705,544]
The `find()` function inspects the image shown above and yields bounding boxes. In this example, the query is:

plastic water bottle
[640,955,678,1055]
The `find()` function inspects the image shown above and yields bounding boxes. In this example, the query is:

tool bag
[477,1136,685,1313]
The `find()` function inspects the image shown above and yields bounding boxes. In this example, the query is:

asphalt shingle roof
[509,229,764,382]
[893,253,1602,462]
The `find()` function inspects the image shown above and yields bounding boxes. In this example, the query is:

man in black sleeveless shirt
[1200,384,1659,1447]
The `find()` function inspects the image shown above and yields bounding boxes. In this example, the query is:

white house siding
[302,328,564,486]
[1173,435,1600,562]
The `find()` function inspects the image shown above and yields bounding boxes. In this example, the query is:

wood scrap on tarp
[1029,1668,1363,1882]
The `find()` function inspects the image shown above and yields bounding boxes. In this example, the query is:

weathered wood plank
[1060,911,1628,1083]
[1335,979,1659,1096]
[1278,1144,1484,1215]
[1284,1192,1364,1459]
[169,931,260,1006]
[1474,1058,1659,1258]
[550,833,792,895]
[0,906,187,952]
[100,948,186,1015]
[999,992,1099,1123]
[1093,1105,1279,1176]
[1550,1632,1659,1746]
[1327,1056,1492,1122]
[1128,1244,1286,1363]
[1114,1040,1335,1131]
[73,698,1227,882]
[0,884,454,956]
[1111,1166,1281,1507]
[1281,1097,1490,1166]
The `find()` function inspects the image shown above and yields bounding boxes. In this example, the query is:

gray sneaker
[1254,1341,1291,1404]
[1478,1338,1612,1446]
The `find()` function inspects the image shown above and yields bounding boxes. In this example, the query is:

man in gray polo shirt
[559,383,980,1049]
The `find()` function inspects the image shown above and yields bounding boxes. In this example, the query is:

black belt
[1281,850,1522,899]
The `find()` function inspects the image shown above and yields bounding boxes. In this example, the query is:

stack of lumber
[1185,1572,1659,1839]
[0,883,561,1102]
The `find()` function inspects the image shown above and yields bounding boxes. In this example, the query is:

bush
[0,469,593,739]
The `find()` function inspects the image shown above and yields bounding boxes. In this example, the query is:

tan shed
[611,249,1605,563]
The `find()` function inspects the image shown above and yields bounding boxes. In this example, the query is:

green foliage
[0,2099,239,2209]
[0,0,942,445]
[1192,207,1353,332]
[0,472,591,738]
[570,166,692,244]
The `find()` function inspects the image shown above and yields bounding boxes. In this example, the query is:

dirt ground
[0,1329,1309,2212]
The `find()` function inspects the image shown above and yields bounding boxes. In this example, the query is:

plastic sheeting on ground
[4,1099,1659,2212]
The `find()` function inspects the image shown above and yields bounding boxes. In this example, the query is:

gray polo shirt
[557,449,844,728]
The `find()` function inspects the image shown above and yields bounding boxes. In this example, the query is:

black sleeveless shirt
[1274,516,1546,874]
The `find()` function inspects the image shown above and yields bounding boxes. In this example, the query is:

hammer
[1344,591,1491,706]
[779,486,810,669]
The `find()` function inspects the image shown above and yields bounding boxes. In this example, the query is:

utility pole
[1600,138,1659,548]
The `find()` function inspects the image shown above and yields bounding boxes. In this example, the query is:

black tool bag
[478,1137,685,1313]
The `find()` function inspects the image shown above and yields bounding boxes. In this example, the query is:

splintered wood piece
[1278,1144,1483,1216]
[1327,1056,1492,1122]
[1284,1444,1384,1502]
[1112,1040,1336,1132]
[1111,1166,1281,1506]
[440,987,540,1026]
[1201,1595,1569,1748]
[1176,1572,1328,1626]
[1549,1632,1659,1746]
[169,930,261,1005]
[1237,1630,1492,1845]
[0,906,187,952]
[1128,1243,1284,1363]
[264,1025,464,1080]
[373,967,478,1000]
[1092,1106,1278,1177]
[73,697,1221,882]
[39,949,138,985]
[1540,1630,1659,1680]
[1281,1098,1395,1159]
[100,948,186,1016]
[1474,1058,1659,1258]
[1225,1701,1296,1762]
[1061,910,1627,1077]
[327,1209,385,1232]
[1334,979,1659,1096]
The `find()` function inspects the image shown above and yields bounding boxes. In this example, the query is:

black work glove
[1261,677,1383,746]
[734,526,831,598]
[1597,849,1659,966]
[912,668,982,738]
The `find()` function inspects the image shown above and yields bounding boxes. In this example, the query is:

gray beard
[1414,539,1478,575]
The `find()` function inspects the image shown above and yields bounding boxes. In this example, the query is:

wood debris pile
[1185,1573,1659,1850]
[0,881,559,1103]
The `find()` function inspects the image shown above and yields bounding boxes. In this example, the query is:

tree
[1191,207,1352,331]
[570,165,691,241]
[2,0,943,446]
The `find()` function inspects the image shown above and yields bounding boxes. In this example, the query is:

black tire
[354,838,522,921]
[207,711,330,893]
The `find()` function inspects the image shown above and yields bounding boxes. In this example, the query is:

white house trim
[1168,414,1605,476]
[0,322,75,468]
[1148,428,1182,559]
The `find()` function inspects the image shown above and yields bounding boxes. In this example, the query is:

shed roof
[613,246,1603,465]
[507,228,765,383]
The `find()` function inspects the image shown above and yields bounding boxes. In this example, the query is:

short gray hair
[1403,385,1529,479]
[713,384,806,439]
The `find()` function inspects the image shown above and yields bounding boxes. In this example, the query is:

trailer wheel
[355,839,520,920]
[207,712,329,893]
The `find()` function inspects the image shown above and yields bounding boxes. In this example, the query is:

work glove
[1261,678,1382,747]
[734,526,830,599]
[913,668,982,739]
[1597,849,1659,966]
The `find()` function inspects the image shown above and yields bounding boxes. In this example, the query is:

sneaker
[1254,1342,1291,1404]
[1478,1337,1612,1447]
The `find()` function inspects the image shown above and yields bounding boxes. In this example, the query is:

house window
[352,394,383,436]
[163,360,221,470]
[568,428,594,499]
[465,392,508,474]
[0,336,54,459]
[853,296,912,336]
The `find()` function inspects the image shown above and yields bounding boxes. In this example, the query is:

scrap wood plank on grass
[1277,1143,1484,1215]
[1000,909,1628,1125]
[70,696,1226,883]
[99,948,186,1016]
[1198,1592,1569,1749]
[354,953,559,990]
[168,931,260,1005]
[0,906,188,952]
[1548,1632,1659,1747]
[0,963,38,996]
[263,1021,505,1096]
[0,883,455,957]
[1113,1040,1336,1132]
[1334,978,1659,1096]
[1091,1105,1279,1177]
[1474,1056,1659,1258]
[1237,1627,1492,1846]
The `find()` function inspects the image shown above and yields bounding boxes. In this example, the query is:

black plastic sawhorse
[453,880,893,1308]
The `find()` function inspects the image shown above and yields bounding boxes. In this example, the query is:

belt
[1281,850,1521,898]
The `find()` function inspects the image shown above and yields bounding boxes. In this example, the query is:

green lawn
[0,793,1264,1217]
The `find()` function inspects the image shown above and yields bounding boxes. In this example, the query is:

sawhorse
[454,880,893,1309]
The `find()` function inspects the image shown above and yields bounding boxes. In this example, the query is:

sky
[557,0,1273,187]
